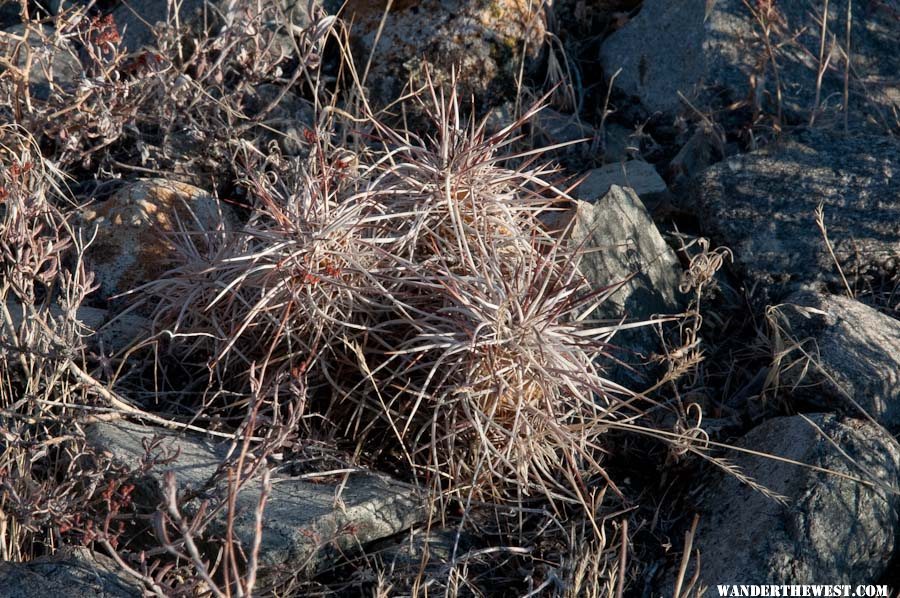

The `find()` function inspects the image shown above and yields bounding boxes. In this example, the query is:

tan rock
[82,179,233,301]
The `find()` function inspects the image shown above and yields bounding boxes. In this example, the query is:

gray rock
[569,186,684,386]
[4,300,151,354]
[245,83,315,156]
[532,108,597,148]
[0,24,82,101]
[665,123,726,183]
[601,123,640,163]
[112,0,320,52]
[526,108,601,169]
[110,0,209,51]
[601,0,899,131]
[86,420,425,573]
[769,291,900,432]
[0,4,20,30]
[575,160,667,201]
[669,414,900,586]
[369,528,473,595]
[688,132,900,303]
[0,548,142,597]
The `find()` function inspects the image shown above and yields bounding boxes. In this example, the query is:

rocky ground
[0,0,898,596]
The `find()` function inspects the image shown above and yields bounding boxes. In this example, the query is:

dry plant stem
[673,514,700,598]
[100,539,170,598]
[796,412,892,498]
[814,201,854,298]
[242,469,271,595]
[361,0,394,89]
[746,0,785,129]
[224,394,266,597]
[810,0,830,126]
[599,68,621,137]
[843,0,852,133]
[161,472,226,598]
[0,8,761,591]
[765,302,885,434]
[608,420,888,494]
[615,518,628,598]
[67,360,263,441]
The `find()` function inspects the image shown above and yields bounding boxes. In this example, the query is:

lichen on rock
[332,0,546,112]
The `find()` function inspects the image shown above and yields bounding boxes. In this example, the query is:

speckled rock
[601,0,900,131]
[0,548,142,598]
[769,291,900,432]
[330,0,546,111]
[86,420,426,575]
[82,179,235,302]
[661,414,900,586]
[687,131,900,303]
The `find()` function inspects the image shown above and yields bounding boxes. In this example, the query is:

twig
[615,518,628,598]
[843,0,852,133]
[67,360,264,441]
[814,201,854,298]
[810,0,831,126]
[673,514,700,598]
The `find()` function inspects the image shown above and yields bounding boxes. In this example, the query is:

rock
[0,4,20,30]
[4,300,151,354]
[601,123,640,163]
[70,306,152,354]
[112,0,321,52]
[0,547,142,597]
[0,24,82,101]
[569,186,684,386]
[550,0,640,40]
[483,101,516,135]
[665,123,726,184]
[85,420,425,574]
[532,108,596,146]
[110,0,205,51]
[530,108,599,166]
[687,131,900,303]
[601,0,900,131]
[574,160,667,201]
[769,291,900,432]
[330,0,546,111]
[245,83,316,156]
[666,414,900,586]
[370,528,473,593]
[81,179,235,302]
